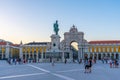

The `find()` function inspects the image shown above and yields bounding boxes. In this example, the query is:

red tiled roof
[0,42,7,45]
[0,42,20,46]
[11,44,20,47]
[89,40,120,44]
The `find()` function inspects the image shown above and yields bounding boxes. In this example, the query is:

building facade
[0,26,120,62]
[88,41,120,60]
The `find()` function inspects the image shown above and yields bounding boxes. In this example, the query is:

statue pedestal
[50,34,61,52]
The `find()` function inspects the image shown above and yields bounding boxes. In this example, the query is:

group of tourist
[6,57,119,74]
[7,58,22,65]
[101,57,119,68]
[109,59,119,68]
[7,58,40,65]
[101,57,109,64]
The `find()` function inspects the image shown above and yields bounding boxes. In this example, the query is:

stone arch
[62,25,88,61]
[111,53,114,60]
[70,41,78,60]
[107,53,110,59]
[98,53,101,60]
[84,53,88,59]
[66,39,80,61]
[103,53,106,58]
[94,53,97,59]
[90,53,93,59]
[116,53,119,59]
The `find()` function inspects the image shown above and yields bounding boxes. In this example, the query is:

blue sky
[0,0,120,44]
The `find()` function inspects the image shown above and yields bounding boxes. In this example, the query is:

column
[41,51,43,62]
[5,43,9,59]
[62,51,65,62]
[96,53,99,60]
[36,47,39,62]
[32,53,34,59]
[78,48,81,61]
[19,45,23,60]
[24,53,26,60]
[101,53,103,59]
[69,51,73,62]
[119,53,120,60]
[2,51,3,59]
[92,53,94,59]
[36,52,38,62]
[82,47,84,59]
[110,53,112,59]
[87,53,90,59]
[80,48,82,59]
[29,53,30,59]
[114,53,116,59]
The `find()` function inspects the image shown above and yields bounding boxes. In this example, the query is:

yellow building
[88,40,120,60]
[21,42,49,62]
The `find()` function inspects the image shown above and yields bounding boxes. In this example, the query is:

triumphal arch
[60,25,88,62]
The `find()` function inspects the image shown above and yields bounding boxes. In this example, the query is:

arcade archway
[70,41,78,61]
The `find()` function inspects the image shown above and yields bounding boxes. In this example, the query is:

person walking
[64,58,67,64]
[89,59,92,73]
[52,58,55,66]
[109,59,112,68]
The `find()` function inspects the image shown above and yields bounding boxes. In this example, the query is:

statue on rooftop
[53,20,59,35]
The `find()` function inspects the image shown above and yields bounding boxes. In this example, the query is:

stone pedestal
[50,34,61,52]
